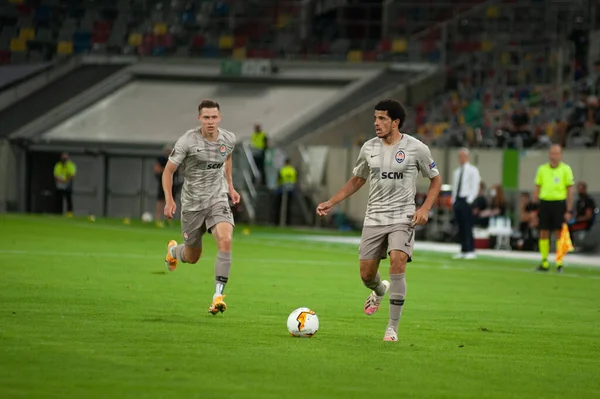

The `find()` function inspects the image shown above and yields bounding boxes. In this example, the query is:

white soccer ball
[287,307,319,338]
[141,212,153,223]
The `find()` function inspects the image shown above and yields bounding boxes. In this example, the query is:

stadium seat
[218,35,233,50]
[486,6,499,18]
[9,37,27,52]
[391,38,407,53]
[153,23,167,36]
[9,0,24,4]
[56,40,73,55]
[232,47,246,60]
[481,40,494,52]
[128,33,142,47]
[347,50,363,62]
[19,27,35,41]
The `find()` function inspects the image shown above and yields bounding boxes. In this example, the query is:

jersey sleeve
[534,166,543,186]
[564,165,574,186]
[352,144,369,180]
[417,144,440,179]
[169,135,188,166]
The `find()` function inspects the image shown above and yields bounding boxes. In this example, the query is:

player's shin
[387,273,407,333]
[214,251,231,298]
[173,244,188,263]
[363,271,387,296]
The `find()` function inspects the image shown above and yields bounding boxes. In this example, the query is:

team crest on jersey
[219,145,227,157]
[395,150,406,164]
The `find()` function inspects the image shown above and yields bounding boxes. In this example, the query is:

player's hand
[164,200,177,219]
[411,207,429,227]
[564,211,572,222]
[229,189,241,205]
[316,200,334,216]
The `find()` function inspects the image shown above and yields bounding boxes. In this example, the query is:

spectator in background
[487,184,507,217]
[515,192,539,251]
[472,182,489,228]
[275,158,298,226]
[569,181,597,233]
[250,123,268,185]
[451,148,481,259]
[560,90,589,146]
[54,152,77,217]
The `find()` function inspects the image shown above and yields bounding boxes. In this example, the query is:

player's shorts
[359,222,415,262]
[181,202,235,248]
[538,199,566,231]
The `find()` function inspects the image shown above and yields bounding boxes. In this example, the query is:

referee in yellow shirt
[532,144,574,273]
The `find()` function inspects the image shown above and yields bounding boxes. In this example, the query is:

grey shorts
[359,223,415,262]
[181,202,235,248]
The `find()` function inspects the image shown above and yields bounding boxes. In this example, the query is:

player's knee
[217,235,232,252]
[360,268,377,282]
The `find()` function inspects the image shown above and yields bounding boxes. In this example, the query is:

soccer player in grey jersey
[317,99,442,341]
[162,99,241,315]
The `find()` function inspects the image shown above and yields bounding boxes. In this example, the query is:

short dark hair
[374,98,406,128]
[198,99,220,113]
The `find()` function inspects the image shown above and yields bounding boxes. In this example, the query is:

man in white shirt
[452,148,481,259]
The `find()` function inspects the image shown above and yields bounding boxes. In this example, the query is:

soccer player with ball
[317,99,442,341]
[161,99,240,315]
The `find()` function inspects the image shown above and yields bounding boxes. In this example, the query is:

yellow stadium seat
[8,0,24,4]
[10,37,27,52]
[486,6,499,18]
[153,23,168,36]
[276,14,290,29]
[128,33,142,47]
[218,35,233,50]
[347,50,363,62]
[500,52,510,65]
[481,40,494,52]
[391,38,407,53]
[19,27,35,41]
[56,41,73,55]
[232,47,246,60]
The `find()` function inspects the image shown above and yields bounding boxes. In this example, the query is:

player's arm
[566,184,574,215]
[413,146,442,226]
[225,153,240,204]
[331,176,367,205]
[162,161,179,203]
[533,166,542,203]
[565,166,575,215]
[317,144,369,216]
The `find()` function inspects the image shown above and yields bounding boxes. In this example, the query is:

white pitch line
[1,249,599,279]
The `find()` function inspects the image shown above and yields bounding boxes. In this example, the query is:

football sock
[214,251,231,297]
[363,271,387,296]
[387,273,407,333]
[173,244,188,263]
[539,239,550,268]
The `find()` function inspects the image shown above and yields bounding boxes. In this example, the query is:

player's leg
[537,201,551,271]
[384,226,414,341]
[165,210,204,271]
[207,203,235,315]
[360,227,390,316]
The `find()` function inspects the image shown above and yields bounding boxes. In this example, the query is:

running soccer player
[161,99,240,315]
[316,99,442,341]
[532,144,574,273]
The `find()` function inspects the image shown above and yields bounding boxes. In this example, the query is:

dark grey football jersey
[353,134,439,226]
[169,127,236,212]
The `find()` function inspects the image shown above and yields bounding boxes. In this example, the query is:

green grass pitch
[1,214,599,399]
